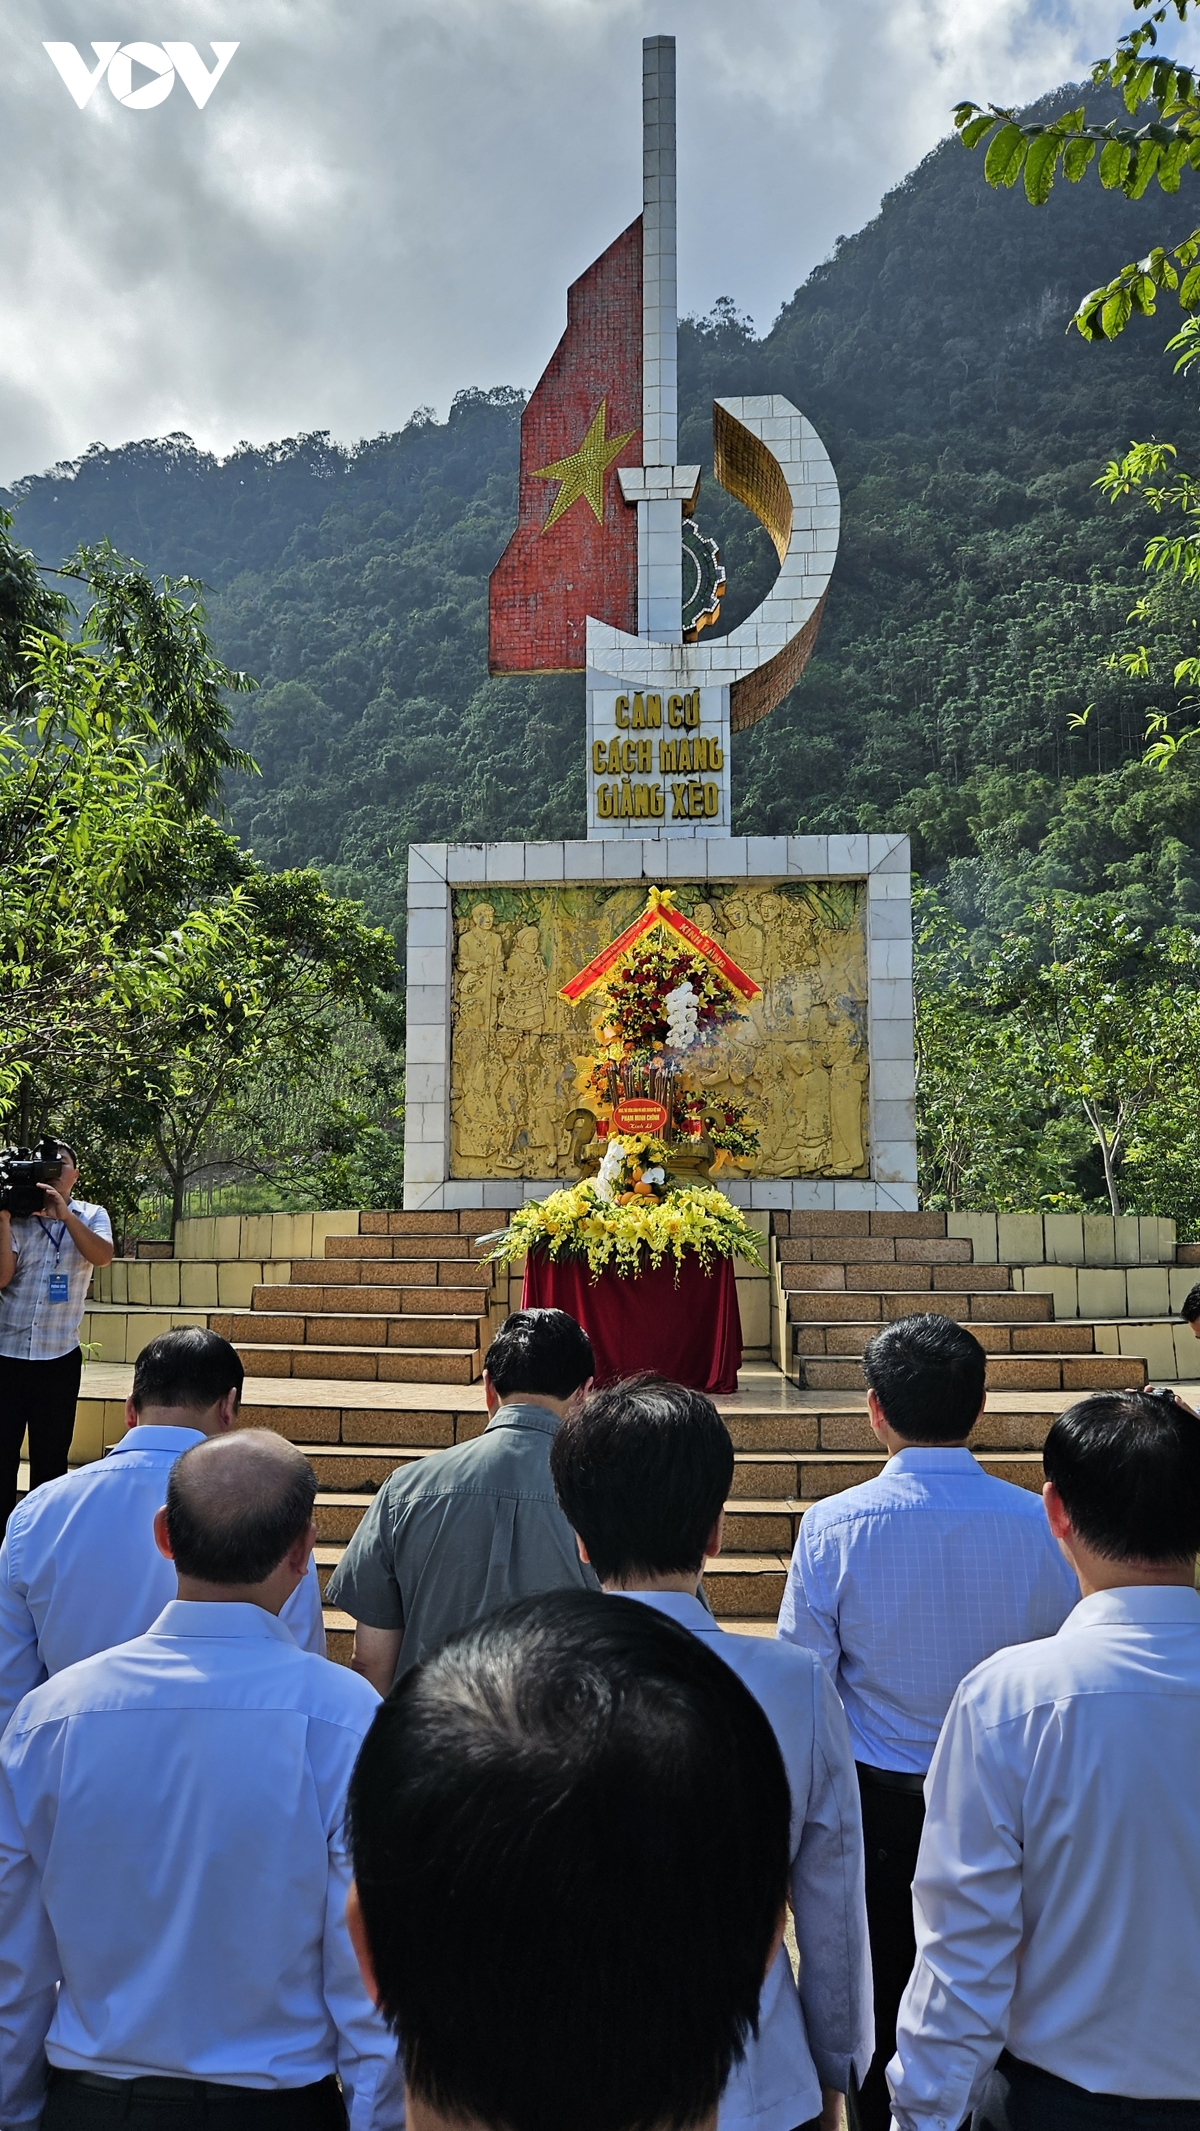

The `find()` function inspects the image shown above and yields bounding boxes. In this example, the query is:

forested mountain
[8,87,1200,936]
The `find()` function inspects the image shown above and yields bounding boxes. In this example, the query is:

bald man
[0,1431,402,2130]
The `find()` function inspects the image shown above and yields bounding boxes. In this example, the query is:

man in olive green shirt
[326,1309,596,1691]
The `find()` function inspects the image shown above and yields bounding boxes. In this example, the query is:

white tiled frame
[403,834,916,1210]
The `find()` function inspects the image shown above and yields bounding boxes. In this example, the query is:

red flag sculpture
[488,220,642,674]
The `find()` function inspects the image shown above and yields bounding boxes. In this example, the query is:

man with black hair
[550,1377,872,2131]
[346,1588,790,2131]
[891,1387,1200,2131]
[778,1313,1077,2131]
[1179,1280,1200,1333]
[0,1142,114,1527]
[0,1429,402,2129]
[0,1327,324,1730]
[328,1307,596,1691]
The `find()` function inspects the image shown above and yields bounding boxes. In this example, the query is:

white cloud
[1,0,1195,484]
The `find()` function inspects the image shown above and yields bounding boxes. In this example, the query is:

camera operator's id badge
[47,1273,69,1302]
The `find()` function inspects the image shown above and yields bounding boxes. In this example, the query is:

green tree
[914,892,1090,1210]
[916,891,1200,1217]
[955,2,1200,779]
[123,869,398,1235]
[990,898,1200,1215]
[0,557,400,1233]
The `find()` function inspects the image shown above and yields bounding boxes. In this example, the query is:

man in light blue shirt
[0,1326,324,1733]
[0,1428,401,2130]
[891,1388,1200,2130]
[552,1375,872,2131]
[777,1313,1077,2131]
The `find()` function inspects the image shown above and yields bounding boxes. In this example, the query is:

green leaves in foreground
[954,1,1200,337]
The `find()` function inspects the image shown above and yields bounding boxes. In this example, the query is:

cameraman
[0,1143,113,1530]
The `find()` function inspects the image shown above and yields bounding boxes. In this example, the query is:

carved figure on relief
[452,1037,503,1162]
[456,904,504,1031]
[500,926,548,1033]
[820,1009,867,1172]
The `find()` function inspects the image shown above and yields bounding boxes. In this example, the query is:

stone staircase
[775,1211,1152,1395]
[208,1213,507,1387]
[77,1202,1190,1660]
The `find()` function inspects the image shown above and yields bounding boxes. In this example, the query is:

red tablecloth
[521,1249,742,1393]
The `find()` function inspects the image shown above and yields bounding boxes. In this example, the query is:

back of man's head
[484,1308,594,1401]
[166,1431,316,1586]
[132,1328,244,1415]
[1181,1282,1200,1325]
[1044,1389,1200,1564]
[550,1375,733,1584]
[862,1313,986,1443]
[348,1588,789,2131]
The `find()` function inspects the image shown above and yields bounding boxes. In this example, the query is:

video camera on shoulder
[0,1141,64,1217]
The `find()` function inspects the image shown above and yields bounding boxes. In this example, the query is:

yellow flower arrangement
[484,1177,764,1282]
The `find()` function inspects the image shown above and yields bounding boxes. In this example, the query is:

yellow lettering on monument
[650,783,664,815]
[615,696,630,728]
[592,740,607,774]
[638,739,652,774]
[631,694,645,729]
[685,690,700,729]
[646,694,662,728]
[667,694,684,728]
[711,741,724,769]
[633,783,651,817]
[703,781,719,817]
[660,739,676,774]
[671,781,689,817]
[619,778,633,817]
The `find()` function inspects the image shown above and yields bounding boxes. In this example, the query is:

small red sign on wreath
[611,1097,669,1134]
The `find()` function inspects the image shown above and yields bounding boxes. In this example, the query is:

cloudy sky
[1,0,1194,485]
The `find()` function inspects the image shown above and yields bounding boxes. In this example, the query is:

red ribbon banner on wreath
[558,888,761,1006]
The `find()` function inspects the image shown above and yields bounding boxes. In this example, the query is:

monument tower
[403,36,917,1214]
[488,36,840,836]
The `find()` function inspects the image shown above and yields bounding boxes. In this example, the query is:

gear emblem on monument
[681,521,726,641]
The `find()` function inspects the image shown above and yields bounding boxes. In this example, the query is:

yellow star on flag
[532,400,636,532]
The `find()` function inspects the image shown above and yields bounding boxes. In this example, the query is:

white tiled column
[642,34,676,470]
[639,34,681,643]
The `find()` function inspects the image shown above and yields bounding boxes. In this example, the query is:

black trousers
[41,2069,347,2129]
[0,1348,82,1530]
[973,2052,1200,2129]
[846,1765,926,2131]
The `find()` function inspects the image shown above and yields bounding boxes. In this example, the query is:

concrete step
[794,1352,1148,1392]
[324,1607,355,1665]
[211,1311,484,1351]
[231,1385,1064,1458]
[250,1284,491,1317]
[360,1212,494,1239]
[778,1212,949,1240]
[793,1321,1099,1358]
[309,1447,1049,1549]
[290,1258,494,1287]
[787,1290,1047,1324]
[235,1344,481,1384]
[782,1264,1014,1294]
[325,1234,481,1261]
[777,1237,973,1266]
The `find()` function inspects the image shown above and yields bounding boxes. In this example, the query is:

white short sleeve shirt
[0,1204,112,1363]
